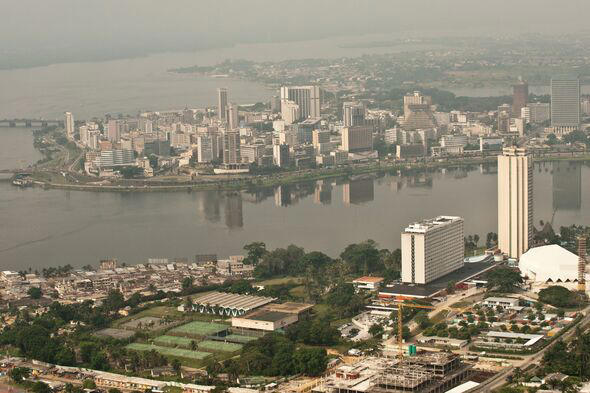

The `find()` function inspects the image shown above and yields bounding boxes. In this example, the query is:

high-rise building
[312,129,331,147]
[197,135,214,163]
[107,120,122,143]
[280,100,300,125]
[401,216,464,284]
[273,143,290,168]
[341,125,373,152]
[498,147,533,259]
[226,103,239,130]
[217,88,228,121]
[65,112,74,139]
[526,102,551,124]
[270,96,281,113]
[222,130,241,164]
[512,80,529,117]
[280,85,321,120]
[551,76,580,128]
[403,91,432,118]
[343,102,365,127]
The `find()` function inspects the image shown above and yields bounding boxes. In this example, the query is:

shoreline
[27,153,590,193]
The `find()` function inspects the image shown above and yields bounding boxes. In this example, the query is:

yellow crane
[394,300,434,359]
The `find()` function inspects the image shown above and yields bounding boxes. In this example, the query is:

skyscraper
[222,130,241,164]
[280,100,300,125]
[551,76,580,128]
[498,147,533,259]
[280,85,320,120]
[342,102,365,127]
[273,143,290,168]
[217,88,228,121]
[512,80,528,117]
[401,216,464,284]
[64,112,74,139]
[341,125,373,152]
[226,102,239,130]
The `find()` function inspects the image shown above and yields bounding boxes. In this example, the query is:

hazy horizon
[2,0,590,69]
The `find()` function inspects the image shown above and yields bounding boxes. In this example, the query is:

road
[472,306,590,393]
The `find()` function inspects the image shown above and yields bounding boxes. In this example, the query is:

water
[0,35,439,119]
[1,158,589,270]
[0,127,42,170]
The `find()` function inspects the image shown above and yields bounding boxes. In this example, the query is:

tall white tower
[498,147,533,259]
[64,112,74,139]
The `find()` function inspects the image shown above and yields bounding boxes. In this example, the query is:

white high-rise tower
[65,112,74,139]
[498,147,533,259]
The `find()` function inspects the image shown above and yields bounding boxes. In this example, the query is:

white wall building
[280,85,320,120]
[519,244,583,283]
[65,112,74,139]
[401,216,464,284]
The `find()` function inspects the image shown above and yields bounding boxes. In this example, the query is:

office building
[240,144,265,163]
[270,95,281,113]
[403,91,432,117]
[222,130,241,164]
[551,76,580,128]
[401,216,464,285]
[226,103,239,130]
[280,85,321,120]
[526,102,551,124]
[312,129,331,147]
[341,125,373,152]
[512,80,528,117]
[280,100,300,125]
[498,147,533,259]
[217,88,228,121]
[343,102,366,127]
[197,135,214,163]
[107,120,122,143]
[273,143,290,168]
[98,149,135,168]
[65,112,74,139]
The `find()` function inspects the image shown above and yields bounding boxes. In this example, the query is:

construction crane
[394,301,434,359]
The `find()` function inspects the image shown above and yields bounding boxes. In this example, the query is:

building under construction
[314,353,471,393]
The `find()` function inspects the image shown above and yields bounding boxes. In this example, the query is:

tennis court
[154,335,195,348]
[198,340,243,353]
[126,343,210,360]
[168,321,228,337]
[217,334,257,344]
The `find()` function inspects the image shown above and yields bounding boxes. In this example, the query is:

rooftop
[353,276,385,284]
[404,215,462,234]
[263,302,314,314]
[192,291,275,311]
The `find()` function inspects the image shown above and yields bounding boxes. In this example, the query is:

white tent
[519,245,581,283]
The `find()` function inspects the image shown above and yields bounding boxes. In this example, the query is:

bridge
[0,119,64,128]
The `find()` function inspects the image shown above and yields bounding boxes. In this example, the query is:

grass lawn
[449,301,473,309]
[256,276,304,286]
[113,306,183,327]
[289,285,307,301]
[126,343,210,361]
[198,340,243,353]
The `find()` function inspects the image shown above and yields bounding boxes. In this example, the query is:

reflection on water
[1,161,589,269]
[553,161,582,211]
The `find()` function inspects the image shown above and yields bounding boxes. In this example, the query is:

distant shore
[26,152,590,193]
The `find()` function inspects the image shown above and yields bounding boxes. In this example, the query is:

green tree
[103,289,125,311]
[243,242,267,265]
[31,381,52,393]
[292,347,327,376]
[8,367,31,383]
[340,240,381,274]
[27,286,43,299]
[486,268,523,292]
[181,276,194,290]
[369,323,384,338]
[82,379,96,389]
[539,286,580,308]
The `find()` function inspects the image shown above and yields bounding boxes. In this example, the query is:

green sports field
[153,335,195,348]
[198,340,243,353]
[126,343,210,360]
[222,334,258,343]
[168,321,228,337]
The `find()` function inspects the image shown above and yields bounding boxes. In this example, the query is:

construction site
[313,353,473,393]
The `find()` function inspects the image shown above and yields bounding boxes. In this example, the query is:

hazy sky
[1,0,589,67]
